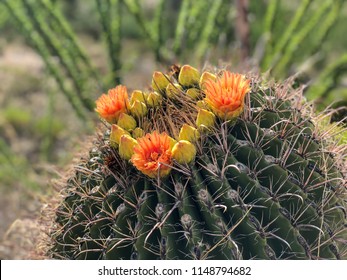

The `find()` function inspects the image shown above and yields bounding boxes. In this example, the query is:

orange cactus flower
[204,71,250,120]
[95,85,130,123]
[131,131,172,178]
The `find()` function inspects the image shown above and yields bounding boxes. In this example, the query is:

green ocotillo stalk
[151,0,166,62]
[306,53,347,101]
[1,0,87,120]
[196,0,224,60]
[121,0,169,63]
[261,0,312,70]
[0,1,9,28]
[22,0,94,111]
[95,0,122,85]
[272,0,332,76]
[307,0,344,57]
[173,0,191,56]
[122,0,157,49]
[186,0,208,47]
[38,0,102,86]
[257,0,279,66]
[109,0,122,84]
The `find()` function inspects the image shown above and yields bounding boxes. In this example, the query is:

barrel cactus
[49,64,347,260]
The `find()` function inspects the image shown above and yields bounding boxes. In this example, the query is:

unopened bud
[152,71,170,92]
[178,65,200,87]
[130,90,147,104]
[132,127,145,139]
[196,108,216,129]
[117,113,137,131]
[179,124,200,142]
[168,136,177,150]
[172,140,197,164]
[199,71,216,89]
[119,134,138,160]
[146,91,162,107]
[130,100,148,118]
[110,124,130,146]
[186,88,201,100]
[196,100,208,109]
[166,83,183,99]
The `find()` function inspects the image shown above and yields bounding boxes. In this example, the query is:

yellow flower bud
[199,71,217,89]
[110,124,130,146]
[130,90,147,104]
[196,108,216,129]
[117,113,137,131]
[186,88,201,100]
[119,134,138,160]
[146,91,162,107]
[132,127,145,139]
[166,83,182,99]
[172,140,197,164]
[178,65,200,87]
[168,136,177,150]
[179,124,200,142]
[130,100,148,118]
[196,100,208,109]
[152,71,170,92]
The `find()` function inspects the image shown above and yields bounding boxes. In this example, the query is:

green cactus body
[50,65,347,260]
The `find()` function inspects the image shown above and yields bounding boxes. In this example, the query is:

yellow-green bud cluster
[100,65,250,177]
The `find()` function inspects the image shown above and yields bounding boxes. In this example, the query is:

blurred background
[0,0,346,259]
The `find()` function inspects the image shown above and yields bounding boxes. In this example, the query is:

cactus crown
[50,64,347,260]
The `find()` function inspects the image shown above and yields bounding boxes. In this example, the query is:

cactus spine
[49,64,347,260]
